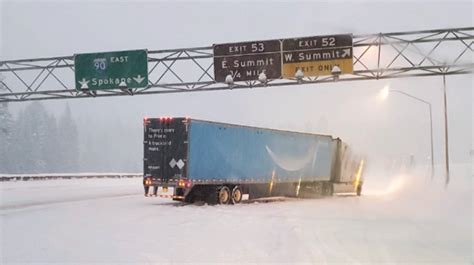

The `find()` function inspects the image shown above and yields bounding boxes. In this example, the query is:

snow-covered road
[1,169,472,264]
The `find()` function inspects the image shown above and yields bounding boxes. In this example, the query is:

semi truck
[143,117,365,204]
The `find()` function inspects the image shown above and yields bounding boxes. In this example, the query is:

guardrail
[0,173,143,182]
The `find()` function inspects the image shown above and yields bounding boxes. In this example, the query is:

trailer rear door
[143,117,188,182]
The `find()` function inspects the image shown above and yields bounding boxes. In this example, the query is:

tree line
[0,101,79,174]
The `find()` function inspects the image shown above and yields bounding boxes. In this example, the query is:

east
[110,56,129,63]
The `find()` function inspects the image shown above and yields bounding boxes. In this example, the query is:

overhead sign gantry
[0,27,472,102]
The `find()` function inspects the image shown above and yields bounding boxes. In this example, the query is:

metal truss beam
[0,27,473,102]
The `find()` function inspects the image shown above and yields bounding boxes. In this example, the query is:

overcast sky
[1,0,472,174]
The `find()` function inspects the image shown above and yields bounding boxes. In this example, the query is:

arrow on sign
[341,48,351,58]
[133,75,145,84]
[78,78,89,89]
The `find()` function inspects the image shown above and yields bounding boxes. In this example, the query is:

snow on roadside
[0,178,142,212]
[0,163,472,264]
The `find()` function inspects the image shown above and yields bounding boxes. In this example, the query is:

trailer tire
[217,186,231,204]
[231,186,243,204]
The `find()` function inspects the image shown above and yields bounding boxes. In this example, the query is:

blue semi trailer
[143,117,364,204]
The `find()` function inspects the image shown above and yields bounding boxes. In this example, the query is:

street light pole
[389,89,435,179]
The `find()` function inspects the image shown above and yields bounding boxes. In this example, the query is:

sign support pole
[442,74,450,187]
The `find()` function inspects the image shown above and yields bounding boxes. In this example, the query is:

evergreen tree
[58,104,79,172]
[0,81,14,173]
[45,113,60,172]
[17,102,51,173]
[12,109,27,173]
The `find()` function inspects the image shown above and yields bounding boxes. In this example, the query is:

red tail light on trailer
[159,117,173,123]
[178,179,192,188]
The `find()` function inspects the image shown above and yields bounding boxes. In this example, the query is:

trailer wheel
[231,186,243,204]
[218,186,231,204]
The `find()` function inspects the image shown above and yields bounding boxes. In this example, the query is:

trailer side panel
[188,120,333,183]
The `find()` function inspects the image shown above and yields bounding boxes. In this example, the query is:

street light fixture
[331,66,342,81]
[119,81,133,95]
[380,87,435,179]
[295,68,304,83]
[258,71,267,85]
[225,74,234,88]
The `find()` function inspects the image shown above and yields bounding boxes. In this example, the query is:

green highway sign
[74,49,148,90]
